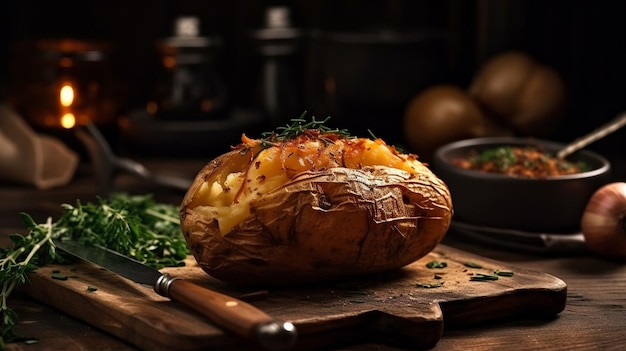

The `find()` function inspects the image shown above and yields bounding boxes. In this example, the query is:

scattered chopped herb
[87,285,98,292]
[417,282,444,289]
[425,261,447,269]
[470,273,500,282]
[50,273,68,281]
[463,262,482,268]
[24,339,39,345]
[0,193,187,346]
[495,270,514,277]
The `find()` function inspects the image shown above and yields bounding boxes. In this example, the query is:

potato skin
[180,148,452,285]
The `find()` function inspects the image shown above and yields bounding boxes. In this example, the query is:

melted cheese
[195,137,425,236]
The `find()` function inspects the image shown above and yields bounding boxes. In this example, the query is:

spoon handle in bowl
[557,111,626,159]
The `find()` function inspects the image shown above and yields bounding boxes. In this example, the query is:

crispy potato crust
[180,143,452,284]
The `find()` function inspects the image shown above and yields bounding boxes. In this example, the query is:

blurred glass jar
[250,6,304,127]
[8,39,121,129]
[147,16,227,120]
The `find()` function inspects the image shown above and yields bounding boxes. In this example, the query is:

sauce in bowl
[452,146,589,178]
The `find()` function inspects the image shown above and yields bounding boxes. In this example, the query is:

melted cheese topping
[193,136,425,235]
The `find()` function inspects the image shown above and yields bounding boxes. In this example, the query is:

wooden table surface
[2,158,626,351]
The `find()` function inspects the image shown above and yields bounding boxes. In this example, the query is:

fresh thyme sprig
[0,193,187,345]
[256,113,410,153]
[260,112,351,147]
[0,215,60,346]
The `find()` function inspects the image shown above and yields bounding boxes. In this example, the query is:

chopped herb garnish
[87,285,98,292]
[495,270,514,277]
[260,113,351,148]
[349,299,366,304]
[470,273,500,282]
[425,261,447,269]
[50,273,68,281]
[417,282,444,289]
[463,262,482,268]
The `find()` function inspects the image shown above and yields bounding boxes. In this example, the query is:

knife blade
[53,239,297,350]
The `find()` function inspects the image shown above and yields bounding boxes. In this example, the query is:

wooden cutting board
[19,244,566,350]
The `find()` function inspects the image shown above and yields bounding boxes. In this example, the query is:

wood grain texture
[18,244,566,350]
[6,157,626,350]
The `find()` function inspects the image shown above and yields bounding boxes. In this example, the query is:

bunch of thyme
[0,193,188,345]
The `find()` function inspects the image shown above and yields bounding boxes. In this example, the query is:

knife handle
[155,274,297,350]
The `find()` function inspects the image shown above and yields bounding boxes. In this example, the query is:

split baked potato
[180,119,453,284]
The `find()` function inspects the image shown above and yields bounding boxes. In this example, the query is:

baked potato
[180,119,453,284]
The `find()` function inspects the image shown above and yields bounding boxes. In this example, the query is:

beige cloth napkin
[0,103,79,189]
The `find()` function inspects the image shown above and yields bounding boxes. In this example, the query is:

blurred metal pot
[304,29,448,143]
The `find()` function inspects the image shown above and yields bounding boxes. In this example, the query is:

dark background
[0,0,625,161]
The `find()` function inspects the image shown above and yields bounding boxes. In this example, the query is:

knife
[53,239,297,350]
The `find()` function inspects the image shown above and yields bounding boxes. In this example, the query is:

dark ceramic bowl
[432,137,611,233]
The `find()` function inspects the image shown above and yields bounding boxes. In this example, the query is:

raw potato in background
[403,51,566,161]
[469,51,566,136]
[180,120,453,284]
[403,85,492,161]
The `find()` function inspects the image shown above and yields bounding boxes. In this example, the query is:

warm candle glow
[60,113,76,129]
[60,84,75,107]
[146,101,158,114]
[163,56,176,69]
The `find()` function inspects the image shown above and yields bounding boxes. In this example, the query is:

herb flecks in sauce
[453,146,589,178]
